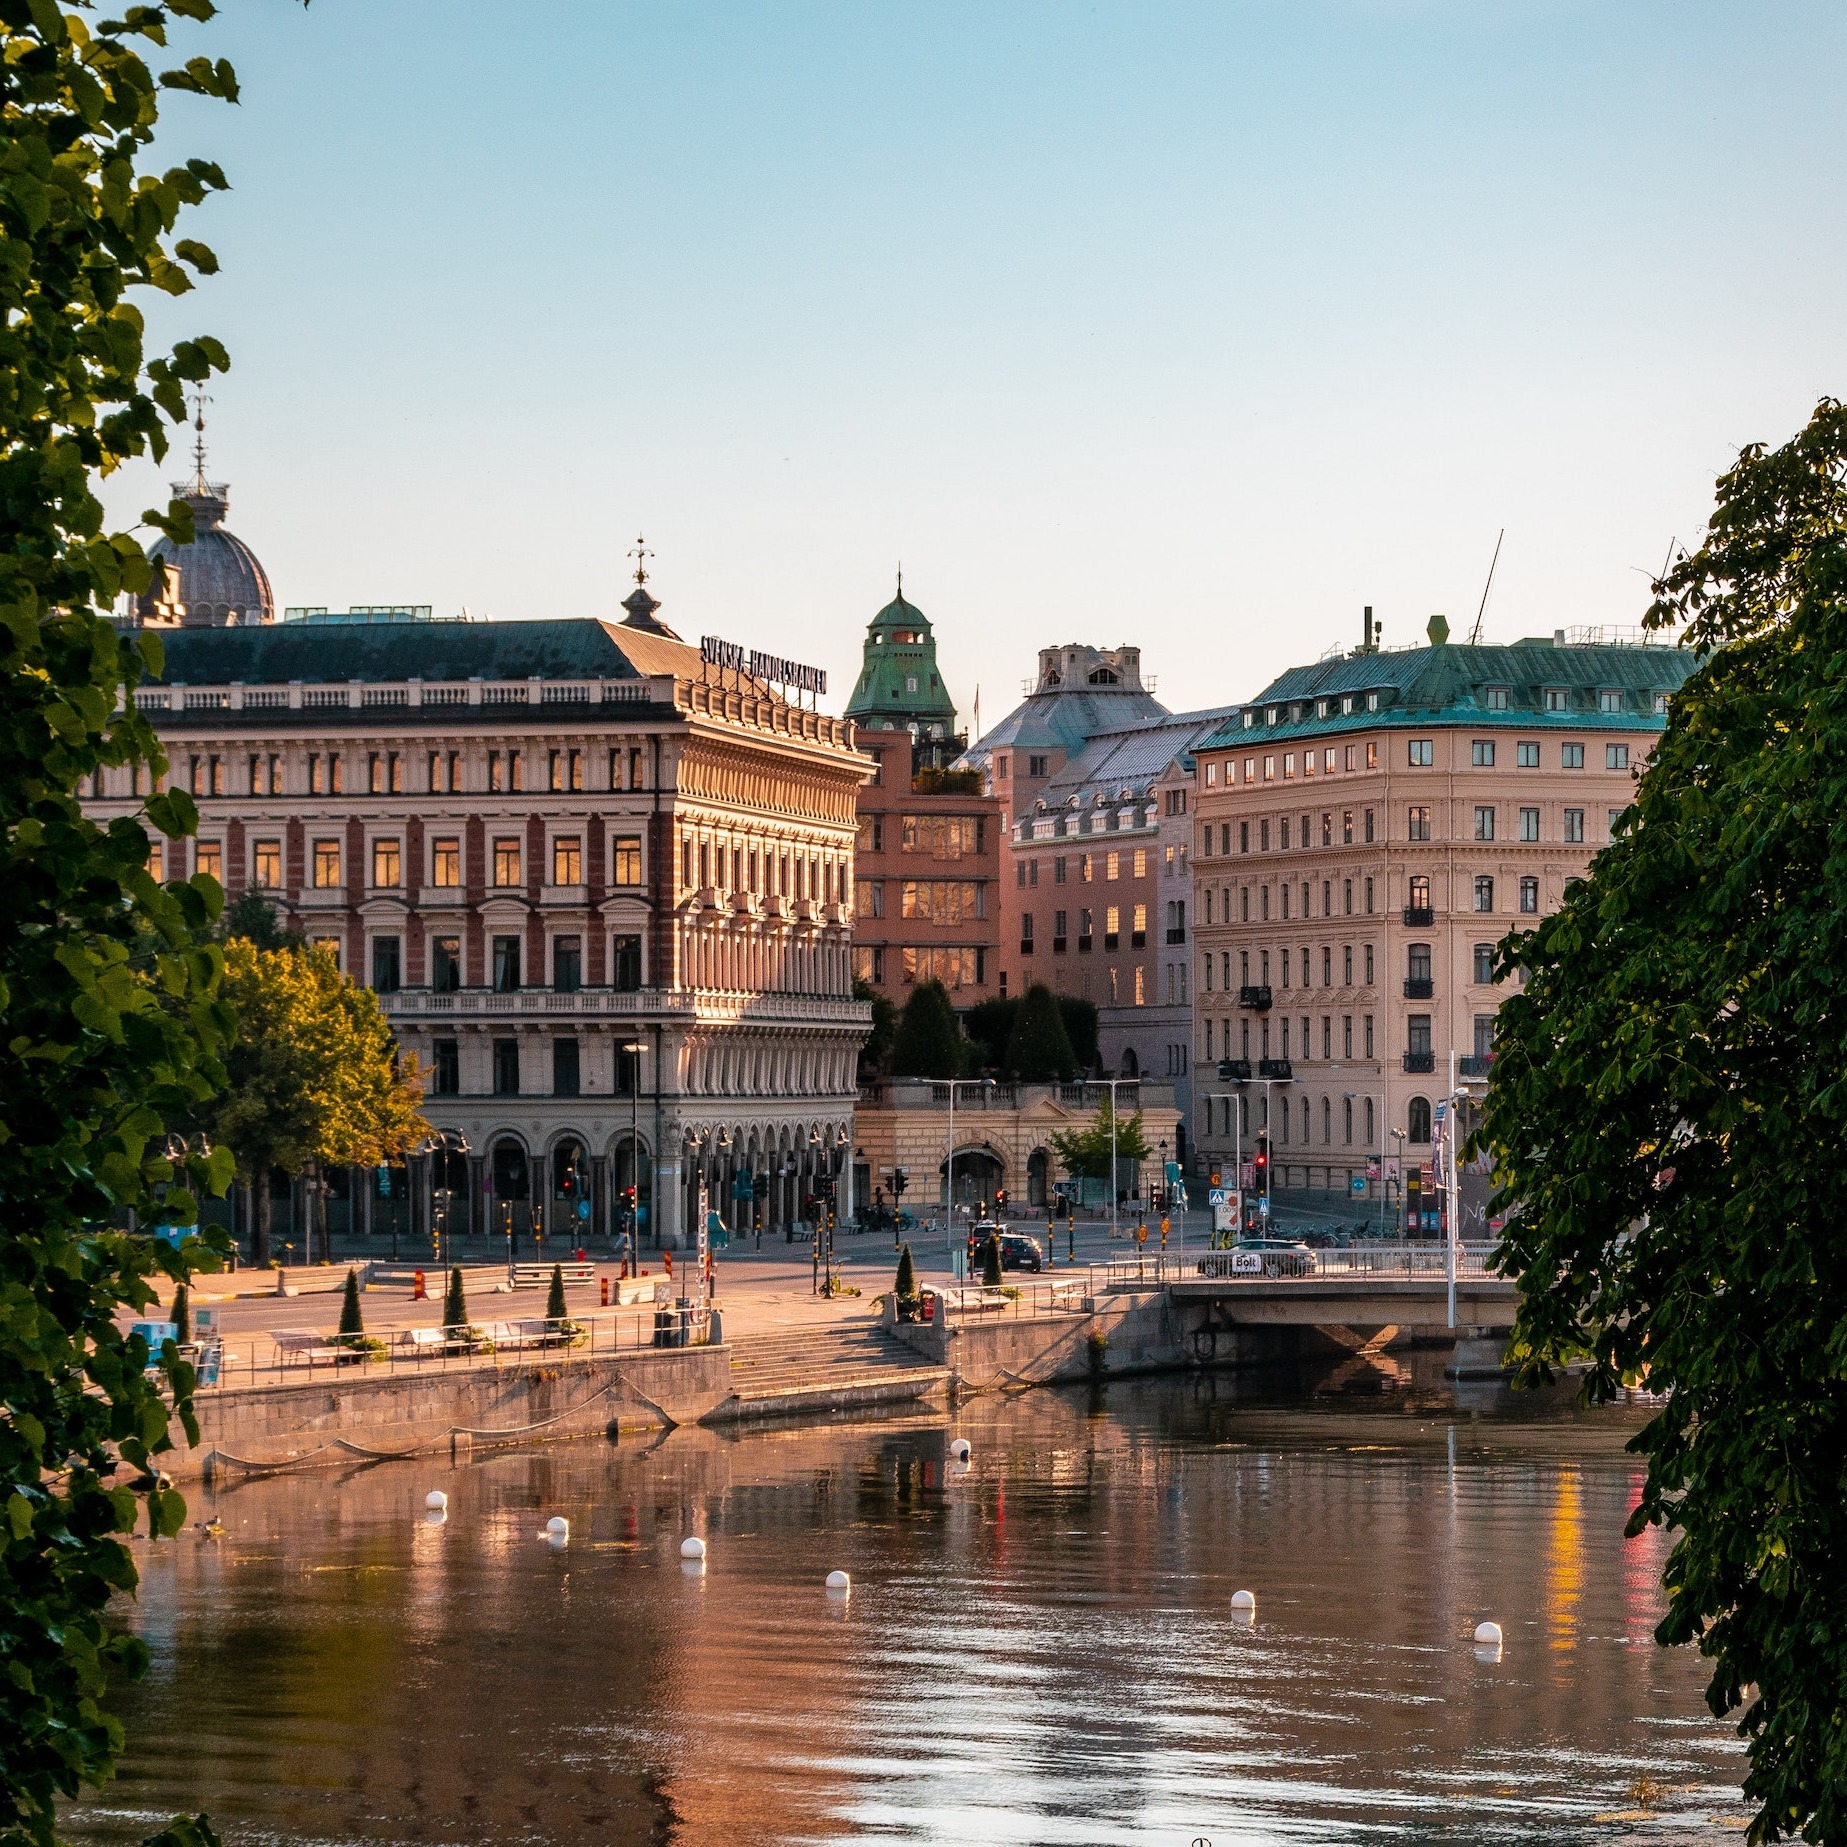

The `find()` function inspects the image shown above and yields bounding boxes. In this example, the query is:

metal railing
[924,1276,1093,1325]
[1096,1242,1505,1289]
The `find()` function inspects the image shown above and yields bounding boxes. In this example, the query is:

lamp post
[616,1037,645,1266]
[416,1129,471,1269]
[1388,1127,1407,1239]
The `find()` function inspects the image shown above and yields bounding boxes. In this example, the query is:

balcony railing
[1215,1058,1253,1082]
[1402,977,1434,999]
[1257,1058,1293,1079]
[378,986,871,1025]
[1402,1050,1436,1073]
[1403,906,1435,927]
[1238,984,1273,1010]
[1458,1053,1495,1078]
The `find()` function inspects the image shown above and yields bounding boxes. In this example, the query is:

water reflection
[71,1372,1743,1846]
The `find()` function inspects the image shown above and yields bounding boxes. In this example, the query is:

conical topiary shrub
[171,1283,191,1346]
[443,1265,468,1332]
[546,1261,568,1322]
[338,1268,364,1337]
[982,1234,1003,1288]
[894,1242,917,1318]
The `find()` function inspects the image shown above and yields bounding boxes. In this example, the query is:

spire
[190,388,211,495]
[629,533,653,587]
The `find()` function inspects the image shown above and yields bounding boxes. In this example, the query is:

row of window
[680,837,846,905]
[360,931,645,995]
[1020,905,1149,953]
[1201,865,1543,926]
[197,832,648,893]
[180,745,651,801]
[1017,847,1150,887]
[1410,803,1622,844]
[1207,732,1638,790]
[1205,941,1504,995]
[428,1036,641,1099]
[852,945,988,989]
[857,814,988,858]
[853,880,987,922]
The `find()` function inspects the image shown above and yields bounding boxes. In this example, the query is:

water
[71,1368,1745,1846]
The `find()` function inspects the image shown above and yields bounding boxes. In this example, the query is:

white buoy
[1230,1589,1257,1613]
[826,1569,851,1592]
[425,1490,448,1511]
[949,1437,971,1461]
[680,1535,707,1560]
[1473,1620,1503,1647]
[545,1515,569,1538]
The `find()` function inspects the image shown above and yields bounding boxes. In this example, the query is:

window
[552,1038,581,1097]
[1131,903,1147,947]
[1320,812,1332,847]
[1544,688,1568,712]
[1485,687,1509,710]
[1407,805,1431,842]
[552,836,582,885]
[1474,1014,1496,1059]
[1474,806,1495,841]
[1054,908,1071,951]
[1408,1014,1433,1055]
[1054,856,1067,884]
[1408,739,1433,766]
[553,935,582,992]
[611,933,642,991]
[492,935,521,992]
[1028,755,1048,777]
[1599,689,1623,713]
[1021,911,1035,953]
[1519,807,1539,842]
[1363,808,1375,844]
[1132,849,1147,878]
[433,1040,459,1096]
[1364,944,1374,984]
[491,1038,519,1096]
[1520,876,1539,913]
[487,750,503,793]
[1259,819,1270,851]
[1322,945,1332,986]
[1561,742,1585,769]
[1408,1096,1432,1143]
[493,837,522,886]
[372,838,401,887]
[1364,1013,1374,1056]
[1407,942,1432,983]
[900,815,983,858]
[252,839,281,889]
[1471,740,1495,767]
[432,838,461,887]
[371,935,401,993]
[147,840,163,881]
[1029,860,1040,887]
[1473,943,1494,984]
[1517,741,1540,768]
[856,879,884,917]
[1607,743,1630,769]
[1104,906,1120,950]
[1563,808,1584,843]
[432,936,461,992]
[1474,875,1495,912]
[1342,944,1353,984]
[312,838,341,887]
[612,836,642,885]
[1342,810,1354,844]
[1408,874,1431,912]
[1654,692,1670,715]
[1133,966,1145,1006]
[1280,818,1291,851]
[1106,852,1120,880]
[901,880,984,922]
[1239,821,1250,853]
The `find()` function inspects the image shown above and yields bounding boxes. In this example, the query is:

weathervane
[629,533,653,587]
[190,387,212,493]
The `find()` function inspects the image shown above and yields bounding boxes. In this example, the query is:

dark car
[1233,1236,1317,1278]
[966,1224,1045,1273]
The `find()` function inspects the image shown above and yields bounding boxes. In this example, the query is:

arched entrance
[490,1137,531,1243]
[941,1147,1004,1222]
[549,1137,588,1242]
[1026,1147,1050,1208]
[611,1134,653,1247]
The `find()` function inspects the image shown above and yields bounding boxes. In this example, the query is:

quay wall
[175,1348,732,1481]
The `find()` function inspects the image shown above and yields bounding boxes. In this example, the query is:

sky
[104,0,1847,729]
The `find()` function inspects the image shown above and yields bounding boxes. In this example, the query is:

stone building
[1187,614,1697,1208]
[100,558,873,1249]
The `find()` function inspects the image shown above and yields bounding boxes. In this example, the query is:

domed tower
[843,574,958,739]
[134,398,274,627]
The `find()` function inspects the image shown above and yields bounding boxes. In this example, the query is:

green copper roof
[843,586,959,733]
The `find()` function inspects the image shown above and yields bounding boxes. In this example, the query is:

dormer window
[1088,666,1119,686]
[1045,670,1062,686]
[1266,707,1279,726]
[1243,711,1256,729]
[1485,686,1509,710]
[1365,691,1379,712]
[1544,687,1568,712]
[1598,689,1623,713]
[1340,694,1354,715]
[1316,699,1329,718]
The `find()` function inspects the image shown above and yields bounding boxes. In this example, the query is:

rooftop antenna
[628,533,653,586]
[1468,528,1504,645]
[189,387,212,493]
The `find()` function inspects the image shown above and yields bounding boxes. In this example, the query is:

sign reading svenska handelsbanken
[701,634,827,697]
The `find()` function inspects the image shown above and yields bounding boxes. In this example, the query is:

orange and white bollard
[412,1268,426,1300]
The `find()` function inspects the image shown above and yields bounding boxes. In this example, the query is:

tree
[443,1266,469,1334]
[981,1233,1003,1288]
[961,996,1014,1074]
[1005,983,1078,1081]
[545,1263,568,1323]
[217,889,300,952]
[893,1242,917,1313]
[0,7,244,1845]
[1482,399,1847,1844]
[1050,1100,1150,1184]
[337,1270,364,1339]
[198,940,428,1264]
[853,974,896,1082]
[170,1285,191,1347]
[1057,995,1100,1073]
[888,978,967,1078]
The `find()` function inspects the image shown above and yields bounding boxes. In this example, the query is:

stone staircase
[710,1320,950,1422]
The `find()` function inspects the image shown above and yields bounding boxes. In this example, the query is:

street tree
[1482,399,1847,1843]
[853,975,896,1081]
[0,5,243,1844]
[1050,1100,1150,1192]
[1004,983,1078,1081]
[889,977,966,1079]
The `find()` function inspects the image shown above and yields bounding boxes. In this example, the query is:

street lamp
[416,1129,471,1269]
[616,1037,645,1270]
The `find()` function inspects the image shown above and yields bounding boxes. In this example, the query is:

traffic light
[753,1172,769,1200]
[1253,1137,1269,1175]
[994,1186,1007,1210]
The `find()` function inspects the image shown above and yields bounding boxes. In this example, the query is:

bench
[273,1330,349,1366]
[479,1317,577,1351]
[509,1262,596,1288]
[393,1326,449,1358]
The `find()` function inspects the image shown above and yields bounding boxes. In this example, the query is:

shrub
[982,1235,1003,1288]
[443,1266,468,1332]
[545,1262,568,1322]
[338,1268,364,1337]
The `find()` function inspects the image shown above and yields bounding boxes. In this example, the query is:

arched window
[1343,1096,1353,1144]
[1120,1046,1140,1077]
[1364,1097,1375,1144]
[1301,1097,1311,1142]
[1408,874,1431,912]
[1407,1096,1433,1144]
[1322,1096,1332,1144]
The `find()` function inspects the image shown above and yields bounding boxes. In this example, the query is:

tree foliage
[443,1266,468,1334]
[853,974,895,1082]
[888,978,966,1079]
[0,4,243,1843]
[893,1242,916,1307]
[337,1269,363,1338]
[1482,400,1847,1843]
[1050,1101,1150,1183]
[1004,983,1078,1081]
[965,992,1096,1075]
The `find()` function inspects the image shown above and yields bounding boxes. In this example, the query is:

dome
[137,483,274,628]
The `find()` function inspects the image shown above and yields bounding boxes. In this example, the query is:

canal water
[72,1363,1745,1846]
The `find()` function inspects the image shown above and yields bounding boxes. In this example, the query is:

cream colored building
[1189,616,1696,1210]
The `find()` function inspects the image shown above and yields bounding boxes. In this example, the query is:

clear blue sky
[106,0,1847,725]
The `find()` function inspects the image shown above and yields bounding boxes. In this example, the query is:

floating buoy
[1230,1589,1257,1613]
[826,1570,851,1592]
[1474,1620,1503,1647]
[949,1438,971,1462]
[680,1536,707,1560]
[425,1490,448,1511]
[546,1515,569,1538]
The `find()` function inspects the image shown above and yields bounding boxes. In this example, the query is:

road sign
[576,1197,591,1221]
[1349,1175,1367,1195]
[1257,1195,1271,1218]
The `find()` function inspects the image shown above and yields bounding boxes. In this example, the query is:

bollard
[412,1268,426,1301]
[600,1275,610,1307]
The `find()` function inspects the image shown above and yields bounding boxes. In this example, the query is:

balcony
[1238,984,1273,1010]
[1105,933,1120,951]
[1402,978,1434,999]
[1459,1053,1495,1078]
[1077,935,1092,952]
[1403,906,1435,927]
[1166,928,1187,944]
[1130,931,1146,949]
[1215,1058,1253,1082]
[1402,1050,1436,1073]
[1051,937,1067,953]
[1257,1058,1293,1079]
[1019,938,1035,956]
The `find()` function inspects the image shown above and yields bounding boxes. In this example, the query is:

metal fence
[1097,1242,1506,1289]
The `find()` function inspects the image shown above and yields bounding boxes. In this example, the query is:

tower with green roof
[844,576,959,741]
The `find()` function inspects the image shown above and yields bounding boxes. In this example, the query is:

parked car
[997,1232,1044,1273]
[1233,1236,1317,1278]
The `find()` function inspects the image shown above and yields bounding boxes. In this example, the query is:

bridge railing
[1100,1242,1507,1290]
